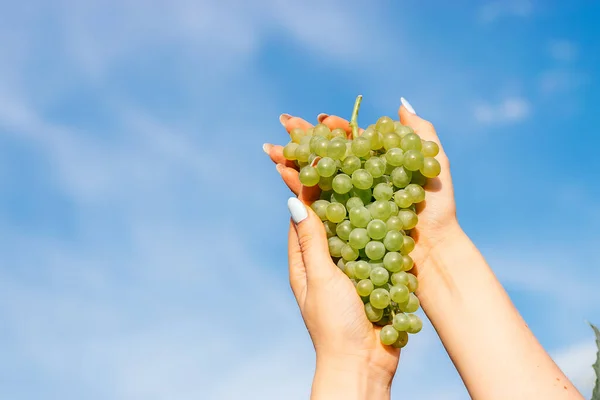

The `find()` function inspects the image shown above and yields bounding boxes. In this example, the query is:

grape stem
[350,95,363,140]
[390,307,396,319]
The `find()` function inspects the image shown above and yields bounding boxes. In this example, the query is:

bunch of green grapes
[282,96,441,348]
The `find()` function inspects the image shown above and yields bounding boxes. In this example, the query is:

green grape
[386,216,403,232]
[384,230,404,252]
[310,199,329,220]
[316,157,337,177]
[320,190,332,201]
[370,288,391,309]
[398,209,418,230]
[421,157,441,178]
[352,169,374,190]
[330,128,346,139]
[394,189,413,208]
[328,236,345,257]
[422,140,439,157]
[326,202,346,223]
[365,241,386,260]
[342,244,359,261]
[332,174,353,194]
[349,206,372,228]
[351,137,371,157]
[407,273,418,292]
[391,271,409,287]
[313,123,331,138]
[336,258,346,272]
[309,135,325,152]
[385,147,404,166]
[323,221,337,238]
[400,133,422,151]
[407,314,423,334]
[356,279,375,297]
[364,157,386,178]
[365,303,384,322]
[315,139,329,157]
[385,162,396,175]
[410,170,427,186]
[399,293,420,313]
[299,135,312,145]
[350,188,372,205]
[395,124,414,137]
[328,138,347,160]
[370,132,383,150]
[367,219,387,240]
[346,197,364,211]
[373,183,393,201]
[391,166,412,188]
[370,200,391,220]
[375,315,391,327]
[369,260,385,271]
[383,251,404,272]
[290,128,305,143]
[392,313,410,331]
[388,201,399,216]
[380,325,399,345]
[342,155,361,175]
[370,266,390,286]
[382,132,402,151]
[345,261,357,279]
[295,144,311,162]
[392,331,409,348]
[401,235,415,254]
[283,142,299,160]
[354,260,371,280]
[391,284,410,304]
[403,150,424,171]
[360,129,377,144]
[349,228,370,249]
[405,184,425,203]
[336,220,353,241]
[376,116,396,134]
[318,175,334,191]
[330,191,350,205]
[402,255,414,271]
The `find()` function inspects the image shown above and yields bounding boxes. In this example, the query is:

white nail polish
[401,97,416,115]
[287,197,308,224]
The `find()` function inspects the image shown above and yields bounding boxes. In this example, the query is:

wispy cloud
[548,40,579,63]
[473,97,531,124]
[477,0,533,24]
[552,338,597,398]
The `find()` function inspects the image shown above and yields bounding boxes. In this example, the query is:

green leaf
[590,322,600,400]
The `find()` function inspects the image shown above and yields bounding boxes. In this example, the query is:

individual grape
[395,124,414,137]
[313,123,331,138]
[337,258,346,272]
[351,137,371,157]
[332,174,353,194]
[365,241,386,260]
[403,150,424,171]
[295,143,311,162]
[391,166,412,188]
[392,331,409,348]
[346,197,364,211]
[311,200,329,221]
[407,273,418,292]
[400,133,423,151]
[336,220,353,241]
[326,203,346,223]
[330,128,346,139]
[394,189,413,208]
[390,284,410,304]
[342,155,361,175]
[382,132,402,151]
[328,236,345,258]
[410,170,428,186]
[323,221,337,238]
[402,254,414,272]
[383,251,404,272]
[330,191,350,205]
[282,142,299,160]
[391,271,409,287]
[328,138,347,160]
[422,140,439,157]
[376,116,396,134]
[342,244,359,261]
[380,325,399,345]
[386,216,403,232]
[356,279,375,297]
[398,209,418,230]
[349,228,370,249]
[349,206,372,228]
[407,314,423,334]
[299,135,312,145]
[370,132,383,150]
[345,261,357,279]
[399,293,420,313]
[370,288,391,309]
[384,230,404,252]
[392,313,410,331]
[373,183,393,201]
[364,157,386,178]
[316,157,337,177]
[388,201,399,216]
[309,135,325,152]
[315,139,329,157]
[354,260,371,280]
[370,266,390,286]
[370,200,391,220]
[367,219,387,240]
[318,175,334,191]
[290,128,305,143]
[352,169,374,190]
[405,184,426,203]
[350,188,372,205]
[421,157,441,178]
[365,303,384,322]
[385,147,404,166]
[401,235,415,254]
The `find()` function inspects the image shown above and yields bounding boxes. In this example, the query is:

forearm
[419,224,582,400]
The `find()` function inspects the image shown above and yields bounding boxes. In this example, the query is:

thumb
[287,197,336,282]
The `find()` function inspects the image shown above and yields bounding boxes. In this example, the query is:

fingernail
[317,113,329,123]
[276,163,285,174]
[263,143,272,154]
[401,97,416,115]
[279,113,292,126]
[287,197,308,224]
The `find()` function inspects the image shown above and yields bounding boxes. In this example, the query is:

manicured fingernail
[279,113,292,126]
[401,97,416,115]
[276,163,285,174]
[317,113,329,123]
[263,143,272,154]
[287,197,308,224]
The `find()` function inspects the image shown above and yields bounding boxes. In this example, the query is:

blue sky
[0,0,599,399]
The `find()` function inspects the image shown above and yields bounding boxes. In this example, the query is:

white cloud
[548,40,579,63]
[539,70,588,95]
[552,338,598,398]
[477,0,533,24]
[473,97,531,124]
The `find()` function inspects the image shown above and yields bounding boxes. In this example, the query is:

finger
[287,197,337,283]
[280,114,313,134]
[276,165,321,203]
[398,97,449,160]
[264,144,296,168]
[288,220,307,305]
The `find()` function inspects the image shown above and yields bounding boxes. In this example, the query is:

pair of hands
[265,100,460,389]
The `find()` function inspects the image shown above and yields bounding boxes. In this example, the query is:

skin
[264,104,583,400]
